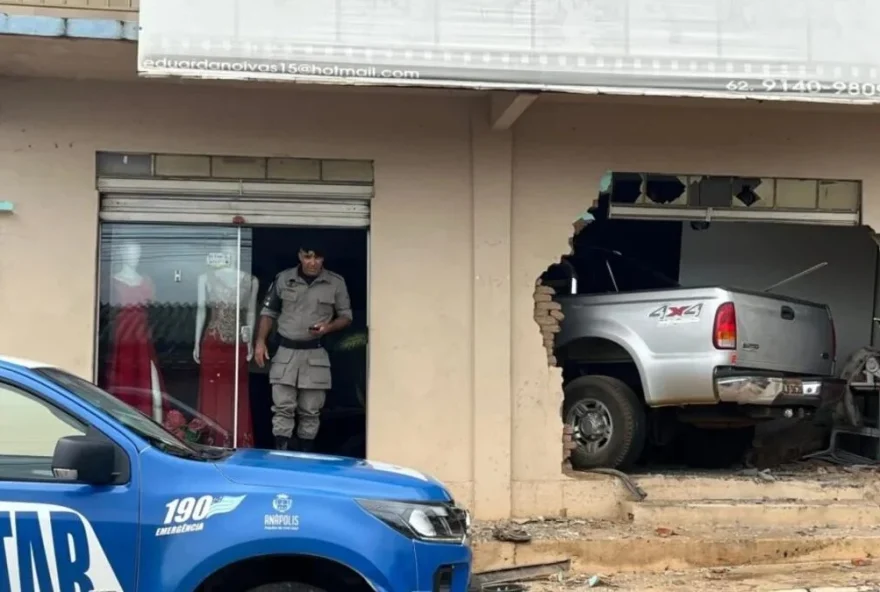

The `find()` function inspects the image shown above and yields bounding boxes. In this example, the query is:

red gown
[105,275,170,420]
[197,272,254,448]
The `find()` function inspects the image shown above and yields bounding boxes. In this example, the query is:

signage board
[138,0,880,104]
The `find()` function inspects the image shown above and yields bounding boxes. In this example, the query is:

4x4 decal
[649,303,703,324]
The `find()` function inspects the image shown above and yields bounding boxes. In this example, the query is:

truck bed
[555,286,835,406]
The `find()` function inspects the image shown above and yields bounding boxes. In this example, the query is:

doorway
[95,223,369,457]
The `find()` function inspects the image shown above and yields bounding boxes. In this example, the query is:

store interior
[96,223,368,457]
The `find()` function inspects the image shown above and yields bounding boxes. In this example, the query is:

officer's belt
[278,336,323,350]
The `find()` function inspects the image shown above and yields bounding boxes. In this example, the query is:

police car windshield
[36,368,202,460]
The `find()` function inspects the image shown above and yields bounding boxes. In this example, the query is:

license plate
[781,382,803,395]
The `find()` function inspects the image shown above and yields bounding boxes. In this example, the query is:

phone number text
[726,79,880,97]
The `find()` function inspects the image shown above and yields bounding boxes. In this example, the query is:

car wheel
[247,584,327,592]
[563,375,646,470]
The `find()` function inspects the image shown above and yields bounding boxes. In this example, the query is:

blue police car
[0,356,471,591]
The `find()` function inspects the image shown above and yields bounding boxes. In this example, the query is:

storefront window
[96,223,368,456]
[96,224,255,448]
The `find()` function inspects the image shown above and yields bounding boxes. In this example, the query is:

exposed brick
[534,301,562,311]
[562,425,576,462]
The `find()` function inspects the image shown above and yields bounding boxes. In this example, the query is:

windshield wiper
[191,443,235,460]
[146,437,204,460]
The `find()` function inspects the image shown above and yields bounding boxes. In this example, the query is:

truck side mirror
[52,435,117,486]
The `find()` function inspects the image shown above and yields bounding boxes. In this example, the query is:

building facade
[2,1,880,520]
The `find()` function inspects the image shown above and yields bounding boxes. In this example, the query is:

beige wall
[2,75,880,519]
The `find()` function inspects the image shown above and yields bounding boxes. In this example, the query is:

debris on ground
[630,458,880,484]
[492,525,532,543]
[471,560,571,588]
[472,516,623,544]
[737,467,777,482]
[523,559,880,591]
[581,467,647,501]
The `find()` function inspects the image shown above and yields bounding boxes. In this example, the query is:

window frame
[0,378,131,486]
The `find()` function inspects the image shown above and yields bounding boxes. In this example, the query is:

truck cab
[0,356,471,592]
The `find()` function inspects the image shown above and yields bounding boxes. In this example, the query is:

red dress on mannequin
[197,272,254,448]
[105,275,170,420]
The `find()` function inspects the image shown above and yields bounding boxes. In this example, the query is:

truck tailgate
[729,290,835,376]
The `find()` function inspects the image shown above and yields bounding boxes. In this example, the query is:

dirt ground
[523,560,880,591]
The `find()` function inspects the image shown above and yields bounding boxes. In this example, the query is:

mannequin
[105,239,168,423]
[193,241,259,448]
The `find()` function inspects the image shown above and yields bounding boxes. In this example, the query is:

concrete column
[470,104,514,519]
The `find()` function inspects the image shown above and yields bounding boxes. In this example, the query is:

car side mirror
[51,435,117,486]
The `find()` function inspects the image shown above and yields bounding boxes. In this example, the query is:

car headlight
[357,499,469,544]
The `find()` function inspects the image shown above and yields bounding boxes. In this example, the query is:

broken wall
[509,98,880,517]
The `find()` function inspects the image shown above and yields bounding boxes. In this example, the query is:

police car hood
[216,449,453,502]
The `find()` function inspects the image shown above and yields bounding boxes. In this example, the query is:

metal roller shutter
[98,178,372,227]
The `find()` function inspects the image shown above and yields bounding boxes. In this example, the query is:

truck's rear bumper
[714,368,846,407]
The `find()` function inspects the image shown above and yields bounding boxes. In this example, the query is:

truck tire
[563,375,646,470]
[247,585,326,592]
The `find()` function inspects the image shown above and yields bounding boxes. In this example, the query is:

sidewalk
[521,561,880,591]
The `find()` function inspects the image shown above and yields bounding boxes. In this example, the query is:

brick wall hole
[534,212,594,468]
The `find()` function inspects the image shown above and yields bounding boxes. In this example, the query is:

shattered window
[607,172,859,215]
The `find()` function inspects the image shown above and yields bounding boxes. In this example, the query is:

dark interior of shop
[97,224,368,458]
[250,227,368,456]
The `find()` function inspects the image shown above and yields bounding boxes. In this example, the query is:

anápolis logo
[272,494,292,513]
[264,495,299,531]
[0,501,122,590]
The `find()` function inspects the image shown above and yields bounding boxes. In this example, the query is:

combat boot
[274,436,290,451]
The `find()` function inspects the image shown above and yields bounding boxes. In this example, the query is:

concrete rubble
[472,463,880,590]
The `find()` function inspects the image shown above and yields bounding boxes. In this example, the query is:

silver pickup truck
[552,247,845,470]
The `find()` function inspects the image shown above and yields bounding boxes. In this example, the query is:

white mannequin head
[220,241,236,268]
[118,240,141,269]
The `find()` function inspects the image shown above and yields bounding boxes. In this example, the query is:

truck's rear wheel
[563,375,646,470]
[247,585,326,592]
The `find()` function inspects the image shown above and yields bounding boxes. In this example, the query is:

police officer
[254,245,352,452]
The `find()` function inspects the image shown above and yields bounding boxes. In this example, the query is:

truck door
[0,372,138,591]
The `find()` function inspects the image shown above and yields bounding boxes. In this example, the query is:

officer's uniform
[260,267,352,442]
